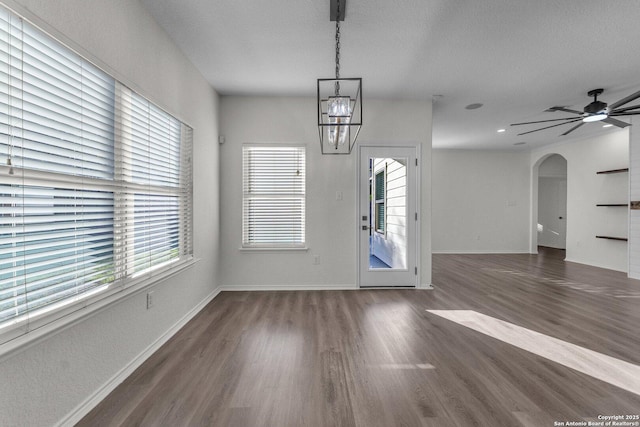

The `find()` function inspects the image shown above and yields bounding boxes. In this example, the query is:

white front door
[357,145,419,288]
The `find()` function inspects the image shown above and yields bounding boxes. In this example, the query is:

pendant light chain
[317,0,361,154]
[334,0,341,95]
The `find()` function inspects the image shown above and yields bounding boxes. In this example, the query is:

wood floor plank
[77,248,640,426]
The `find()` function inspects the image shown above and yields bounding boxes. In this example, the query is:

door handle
[559,216,564,219]
[362,225,371,230]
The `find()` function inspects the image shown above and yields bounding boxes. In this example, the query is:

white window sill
[239,247,309,252]
[0,257,199,361]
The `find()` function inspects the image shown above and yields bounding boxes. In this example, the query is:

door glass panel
[368,157,408,270]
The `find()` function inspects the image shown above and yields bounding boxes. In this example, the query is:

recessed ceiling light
[497,129,506,133]
[514,142,526,146]
[465,103,483,110]
[603,124,613,128]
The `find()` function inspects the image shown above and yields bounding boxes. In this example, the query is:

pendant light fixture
[317,0,362,154]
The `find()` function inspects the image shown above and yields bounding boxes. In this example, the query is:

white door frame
[530,153,568,254]
[356,142,421,288]
[538,176,567,249]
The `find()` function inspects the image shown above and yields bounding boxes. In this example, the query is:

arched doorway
[531,154,568,253]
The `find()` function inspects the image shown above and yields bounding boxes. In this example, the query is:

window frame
[0,4,195,352]
[241,144,306,250]
[374,166,386,235]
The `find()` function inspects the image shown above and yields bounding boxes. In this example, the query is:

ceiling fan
[511,88,640,136]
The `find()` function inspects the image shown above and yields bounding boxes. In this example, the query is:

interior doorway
[537,154,567,250]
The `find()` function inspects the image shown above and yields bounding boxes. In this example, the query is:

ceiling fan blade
[610,111,640,117]
[611,103,640,114]
[602,117,630,128]
[547,106,583,115]
[510,117,577,126]
[561,122,584,136]
[516,118,582,136]
[609,89,640,110]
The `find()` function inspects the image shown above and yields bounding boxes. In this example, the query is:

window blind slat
[242,146,305,247]
[0,4,193,342]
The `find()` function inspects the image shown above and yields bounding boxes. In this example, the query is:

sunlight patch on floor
[427,310,640,396]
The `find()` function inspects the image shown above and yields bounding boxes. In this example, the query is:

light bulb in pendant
[327,96,352,148]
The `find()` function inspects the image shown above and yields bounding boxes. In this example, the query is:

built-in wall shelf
[595,168,628,241]
[595,236,628,241]
[595,168,629,241]
[596,168,629,174]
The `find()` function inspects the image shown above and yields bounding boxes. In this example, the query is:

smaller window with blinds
[242,145,305,248]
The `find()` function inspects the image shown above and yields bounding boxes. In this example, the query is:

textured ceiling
[140,0,640,150]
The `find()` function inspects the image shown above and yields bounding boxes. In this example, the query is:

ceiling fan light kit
[317,0,362,154]
[583,113,608,123]
[511,87,640,136]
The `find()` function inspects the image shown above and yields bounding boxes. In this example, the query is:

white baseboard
[220,284,435,291]
[57,286,222,427]
[432,250,531,254]
[563,257,627,273]
[220,284,358,291]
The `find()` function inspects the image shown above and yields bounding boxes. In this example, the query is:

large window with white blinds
[242,145,305,248]
[0,6,193,344]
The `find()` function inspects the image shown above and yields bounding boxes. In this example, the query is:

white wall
[219,97,432,288]
[539,154,568,178]
[431,150,531,253]
[0,1,220,426]
[628,117,640,279]
[531,130,629,272]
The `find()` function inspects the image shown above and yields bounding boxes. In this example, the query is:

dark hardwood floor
[78,248,640,426]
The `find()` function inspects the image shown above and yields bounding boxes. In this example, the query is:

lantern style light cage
[317,0,362,155]
[317,77,362,154]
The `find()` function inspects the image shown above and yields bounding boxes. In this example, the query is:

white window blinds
[0,6,193,343]
[242,146,305,247]
[115,89,192,276]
